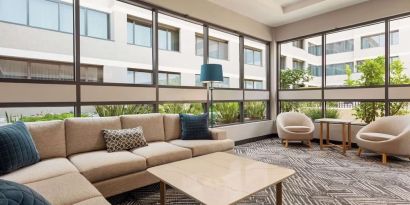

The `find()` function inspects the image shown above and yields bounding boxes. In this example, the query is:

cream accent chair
[276,112,315,148]
[356,115,410,164]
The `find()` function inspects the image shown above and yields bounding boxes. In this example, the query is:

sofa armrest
[209,128,227,140]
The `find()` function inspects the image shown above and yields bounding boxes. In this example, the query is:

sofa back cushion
[163,114,181,141]
[26,120,66,159]
[65,117,121,155]
[120,113,165,142]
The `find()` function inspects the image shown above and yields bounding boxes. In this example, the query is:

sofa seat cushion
[69,150,146,183]
[132,142,192,167]
[0,158,78,184]
[73,197,110,205]
[360,132,396,141]
[284,126,311,133]
[25,173,102,205]
[169,139,235,157]
[0,179,51,205]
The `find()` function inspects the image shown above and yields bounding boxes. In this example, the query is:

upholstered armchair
[356,116,410,164]
[276,112,315,148]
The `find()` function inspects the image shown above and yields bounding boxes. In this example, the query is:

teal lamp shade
[200,64,223,82]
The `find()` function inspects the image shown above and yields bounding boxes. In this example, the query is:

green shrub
[159,103,203,115]
[95,104,152,117]
[245,101,266,120]
[213,102,239,124]
[5,112,78,123]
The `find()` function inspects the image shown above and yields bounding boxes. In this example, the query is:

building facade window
[292,59,304,70]
[292,39,304,49]
[80,65,103,82]
[326,62,354,76]
[127,18,151,47]
[308,64,322,77]
[361,30,399,49]
[244,79,263,89]
[196,35,228,60]
[244,47,262,66]
[159,26,179,51]
[280,55,287,69]
[158,71,181,86]
[127,69,152,85]
[326,39,354,55]
[308,43,322,56]
[0,0,110,39]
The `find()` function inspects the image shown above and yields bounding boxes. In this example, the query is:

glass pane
[326,101,384,124]
[390,16,410,85]
[245,80,253,89]
[254,51,261,66]
[280,35,322,89]
[80,8,86,35]
[209,40,218,59]
[158,29,167,50]
[158,72,167,85]
[244,49,253,65]
[212,102,240,125]
[29,0,59,30]
[244,39,267,90]
[127,22,134,44]
[81,2,152,84]
[196,36,203,56]
[0,107,75,125]
[168,73,181,86]
[326,22,385,87]
[209,28,239,88]
[244,101,267,121]
[158,13,203,87]
[0,58,29,79]
[390,101,410,116]
[159,103,204,115]
[134,23,151,47]
[280,101,322,120]
[134,71,152,84]
[60,3,73,33]
[31,62,62,80]
[82,104,153,117]
[0,0,27,24]
[87,9,108,39]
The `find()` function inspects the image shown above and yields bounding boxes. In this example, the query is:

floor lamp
[200,64,223,127]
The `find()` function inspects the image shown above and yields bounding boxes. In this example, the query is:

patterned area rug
[109,138,410,205]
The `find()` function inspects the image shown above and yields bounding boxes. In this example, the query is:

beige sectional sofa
[0,113,234,205]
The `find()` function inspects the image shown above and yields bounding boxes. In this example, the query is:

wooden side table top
[315,118,354,124]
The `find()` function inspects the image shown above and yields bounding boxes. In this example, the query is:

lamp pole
[210,81,214,127]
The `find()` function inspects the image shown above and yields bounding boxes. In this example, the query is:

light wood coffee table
[147,152,295,205]
[315,118,353,154]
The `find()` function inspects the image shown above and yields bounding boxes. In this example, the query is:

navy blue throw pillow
[180,113,212,140]
[0,122,40,175]
[0,179,50,205]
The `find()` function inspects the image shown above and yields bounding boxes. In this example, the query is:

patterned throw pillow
[103,127,148,152]
[180,113,212,140]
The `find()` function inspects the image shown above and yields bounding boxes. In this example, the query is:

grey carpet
[109,138,410,205]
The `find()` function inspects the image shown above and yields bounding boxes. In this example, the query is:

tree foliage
[280,68,312,89]
[345,57,410,123]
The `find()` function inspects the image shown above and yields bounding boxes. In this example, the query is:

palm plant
[214,102,240,124]
[244,101,266,120]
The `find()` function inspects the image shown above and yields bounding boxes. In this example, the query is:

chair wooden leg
[284,140,288,148]
[307,140,312,148]
[382,153,388,164]
[357,147,362,156]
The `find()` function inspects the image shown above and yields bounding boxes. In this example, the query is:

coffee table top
[147,152,295,205]
[315,118,353,124]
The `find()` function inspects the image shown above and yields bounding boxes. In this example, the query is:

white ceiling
[207,0,368,27]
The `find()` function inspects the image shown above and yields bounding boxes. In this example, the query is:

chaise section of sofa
[0,120,110,205]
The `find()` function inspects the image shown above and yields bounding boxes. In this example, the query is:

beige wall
[274,0,410,41]
[141,0,272,41]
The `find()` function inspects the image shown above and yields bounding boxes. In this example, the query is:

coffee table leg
[342,124,346,154]
[160,181,166,205]
[326,122,330,145]
[276,182,282,205]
